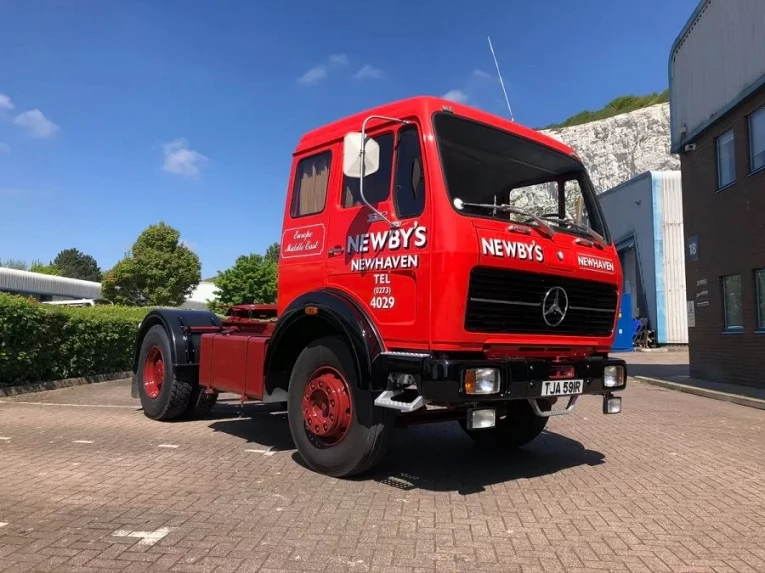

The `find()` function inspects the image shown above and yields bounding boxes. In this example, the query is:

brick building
[669,0,765,388]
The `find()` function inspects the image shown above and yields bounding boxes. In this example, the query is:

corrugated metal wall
[598,173,657,331]
[0,268,101,299]
[670,0,765,150]
[658,172,688,344]
[599,171,688,345]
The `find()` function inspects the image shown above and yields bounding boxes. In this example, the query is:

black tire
[136,325,195,421]
[184,387,219,419]
[459,400,549,449]
[287,335,396,478]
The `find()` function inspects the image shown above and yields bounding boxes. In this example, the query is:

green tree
[101,222,201,306]
[53,248,102,282]
[208,252,277,313]
[29,260,64,276]
[264,242,280,264]
[0,258,29,270]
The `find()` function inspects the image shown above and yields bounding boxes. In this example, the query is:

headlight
[604,365,625,388]
[464,368,501,395]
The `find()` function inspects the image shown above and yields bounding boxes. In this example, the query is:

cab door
[325,122,431,350]
[278,149,336,311]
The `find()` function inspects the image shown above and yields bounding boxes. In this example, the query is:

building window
[756,268,765,331]
[749,106,765,172]
[716,129,735,189]
[290,151,331,218]
[722,273,743,331]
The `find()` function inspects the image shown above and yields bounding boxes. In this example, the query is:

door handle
[328,246,344,256]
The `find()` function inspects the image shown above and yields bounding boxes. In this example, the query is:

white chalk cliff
[540,102,679,194]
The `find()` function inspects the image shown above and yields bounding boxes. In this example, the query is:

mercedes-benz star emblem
[542,286,569,327]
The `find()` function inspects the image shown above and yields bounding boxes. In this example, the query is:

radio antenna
[488,36,514,121]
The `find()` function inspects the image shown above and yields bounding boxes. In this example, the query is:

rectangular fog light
[464,368,500,395]
[603,365,625,388]
[603,396,622,414]
[467,408,496,430]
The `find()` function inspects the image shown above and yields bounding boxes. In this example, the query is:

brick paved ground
[1,377,765,573]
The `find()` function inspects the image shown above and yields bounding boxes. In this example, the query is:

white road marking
[0,437,11,441]
[73,440,94,444]
[112,526,173,546]
[0,401,136,409]
[0,522,7,528]
[157,444,179,449]
[245,447,274,456]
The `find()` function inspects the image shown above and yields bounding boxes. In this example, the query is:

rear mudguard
[264,289,386,395]
[130,308,222,398]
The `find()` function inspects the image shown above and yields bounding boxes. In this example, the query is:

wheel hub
[302,367,352,444]
[143,345,164,399]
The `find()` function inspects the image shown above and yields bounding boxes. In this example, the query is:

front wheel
[459,400,548,448]
[286,335,396,478]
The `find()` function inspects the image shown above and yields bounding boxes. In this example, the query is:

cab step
[374,389,428,412]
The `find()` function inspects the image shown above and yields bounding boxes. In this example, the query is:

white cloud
[442,89,468,103]
[0,94,14,112]
[298,54,352,85]
[353,64,384,80]
[329,54,349,66]
[162,138,209,178]
[0,143,9,154]
[298,65,328,85]
[14,109,59,139]
[441,70,496,107]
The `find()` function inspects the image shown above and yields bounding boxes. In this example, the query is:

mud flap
[130,374,139,399]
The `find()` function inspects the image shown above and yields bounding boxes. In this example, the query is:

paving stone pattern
[0,378,764,572]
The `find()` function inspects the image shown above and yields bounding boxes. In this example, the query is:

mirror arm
[359,115,411,229]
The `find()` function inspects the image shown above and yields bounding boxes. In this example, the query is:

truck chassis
[131,300,626,478]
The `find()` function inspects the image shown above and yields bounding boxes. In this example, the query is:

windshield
[432,112,609,241]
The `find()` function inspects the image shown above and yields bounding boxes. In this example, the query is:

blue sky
[0,0,698,279]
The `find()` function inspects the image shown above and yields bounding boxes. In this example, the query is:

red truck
[131,96,627,478]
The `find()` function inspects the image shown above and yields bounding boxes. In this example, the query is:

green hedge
[0,293,150,387]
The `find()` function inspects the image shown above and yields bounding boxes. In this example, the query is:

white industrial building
[0,267,102,301]
[182,281,220,310]
[0,267,218,309]
[598,171,688,345]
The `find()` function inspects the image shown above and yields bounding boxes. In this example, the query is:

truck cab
[131,96,627,478]
[280,96,622,357]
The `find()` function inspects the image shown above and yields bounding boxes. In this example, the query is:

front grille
[465,267,618,336]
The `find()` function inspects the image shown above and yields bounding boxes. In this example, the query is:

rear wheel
[136,325,194,420]
[459,400,548,448]
[287,335,396,478]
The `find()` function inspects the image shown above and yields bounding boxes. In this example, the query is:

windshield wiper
[453,198,556,239]
[541,216,607,249]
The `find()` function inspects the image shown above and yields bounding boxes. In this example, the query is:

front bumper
[380,353,626,405]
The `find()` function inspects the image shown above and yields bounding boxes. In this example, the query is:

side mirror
[342,132,380,178]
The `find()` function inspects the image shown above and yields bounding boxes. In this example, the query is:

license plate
[540,379,584,397]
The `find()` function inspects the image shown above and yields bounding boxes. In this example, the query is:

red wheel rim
[143,345,164,399]
[302,366,353,446]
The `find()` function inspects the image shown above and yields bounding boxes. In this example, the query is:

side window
[394,126,426,219]
[716,128,735,189]
[290,151,331,218]
[722,273,743,331]
[342,132,394,208]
